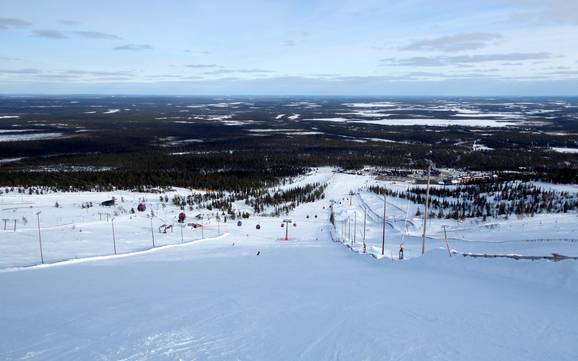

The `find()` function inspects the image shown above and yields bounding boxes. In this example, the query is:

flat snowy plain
[1,168,577,360]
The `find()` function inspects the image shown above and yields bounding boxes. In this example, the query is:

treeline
[247,183,327,215]
[0,167,306,193]
[369,181,578,220]
[167,182,327,216]
[2,130,578,190]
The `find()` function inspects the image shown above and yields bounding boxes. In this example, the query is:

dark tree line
[164,181,327,216]
[370,181,578,220]
[247,183,327,215]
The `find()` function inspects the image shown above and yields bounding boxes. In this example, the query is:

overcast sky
[1,0,578,95]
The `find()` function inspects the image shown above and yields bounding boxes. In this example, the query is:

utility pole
[421,163,432,255]
[363,207,367,252]
[443,225,452,257]
[382,194,386,256]
[363,208,367,242]
[348,216,351,243]
[111,217,117,255]
[36,212,44,264]
[353,211,357,244]
[150,217,155,248]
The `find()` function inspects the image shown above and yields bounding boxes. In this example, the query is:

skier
[399,245,404,260]
[256,251,261,256]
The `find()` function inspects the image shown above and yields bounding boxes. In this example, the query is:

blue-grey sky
[1,0,578,95]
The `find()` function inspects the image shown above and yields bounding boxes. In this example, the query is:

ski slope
[1,168,577,360]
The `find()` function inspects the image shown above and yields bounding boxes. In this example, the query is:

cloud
[113,44,152,51]
[58,20,81,26]
[236,69,275,74]
[282,40,297,47]
[0,17,31,30]
[538,70,578,76]
[308,73,340,77]
[70,31,121,40]
[65,70,134,77]
[0,68,139,82]
[185,64,221,69]
[0,68,41,74]
[204,68,274,75]
[184,50,211,55]
[33,30,68,39]
[34,74,81,80]
[511,0,578,25]
[0,56,21,61]
[32,29,121,40]
[382,52,553,66]
[400,33,503,52]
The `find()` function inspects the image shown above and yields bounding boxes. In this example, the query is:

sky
[1,0,578,96]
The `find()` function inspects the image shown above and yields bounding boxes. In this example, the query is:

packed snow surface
[0,132,65,142]
[307,117,519,127]
[1,168,577,361]
[551,147,578,154]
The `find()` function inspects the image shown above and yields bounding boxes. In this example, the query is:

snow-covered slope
[1,168,577,360]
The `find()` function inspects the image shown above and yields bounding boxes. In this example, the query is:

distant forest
[369,181,578,220]
[0,147,576,191]
[1,96,577,189]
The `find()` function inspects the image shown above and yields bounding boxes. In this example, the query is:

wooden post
[421,163,431,255]
[363,208,367,242]
[443,225,452,257]
[353,211,357,244]
[348,216,351,242]
[36,212,44,264]
[150,217,155,247]
[382,194,386,256]
[111,218,117,255]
